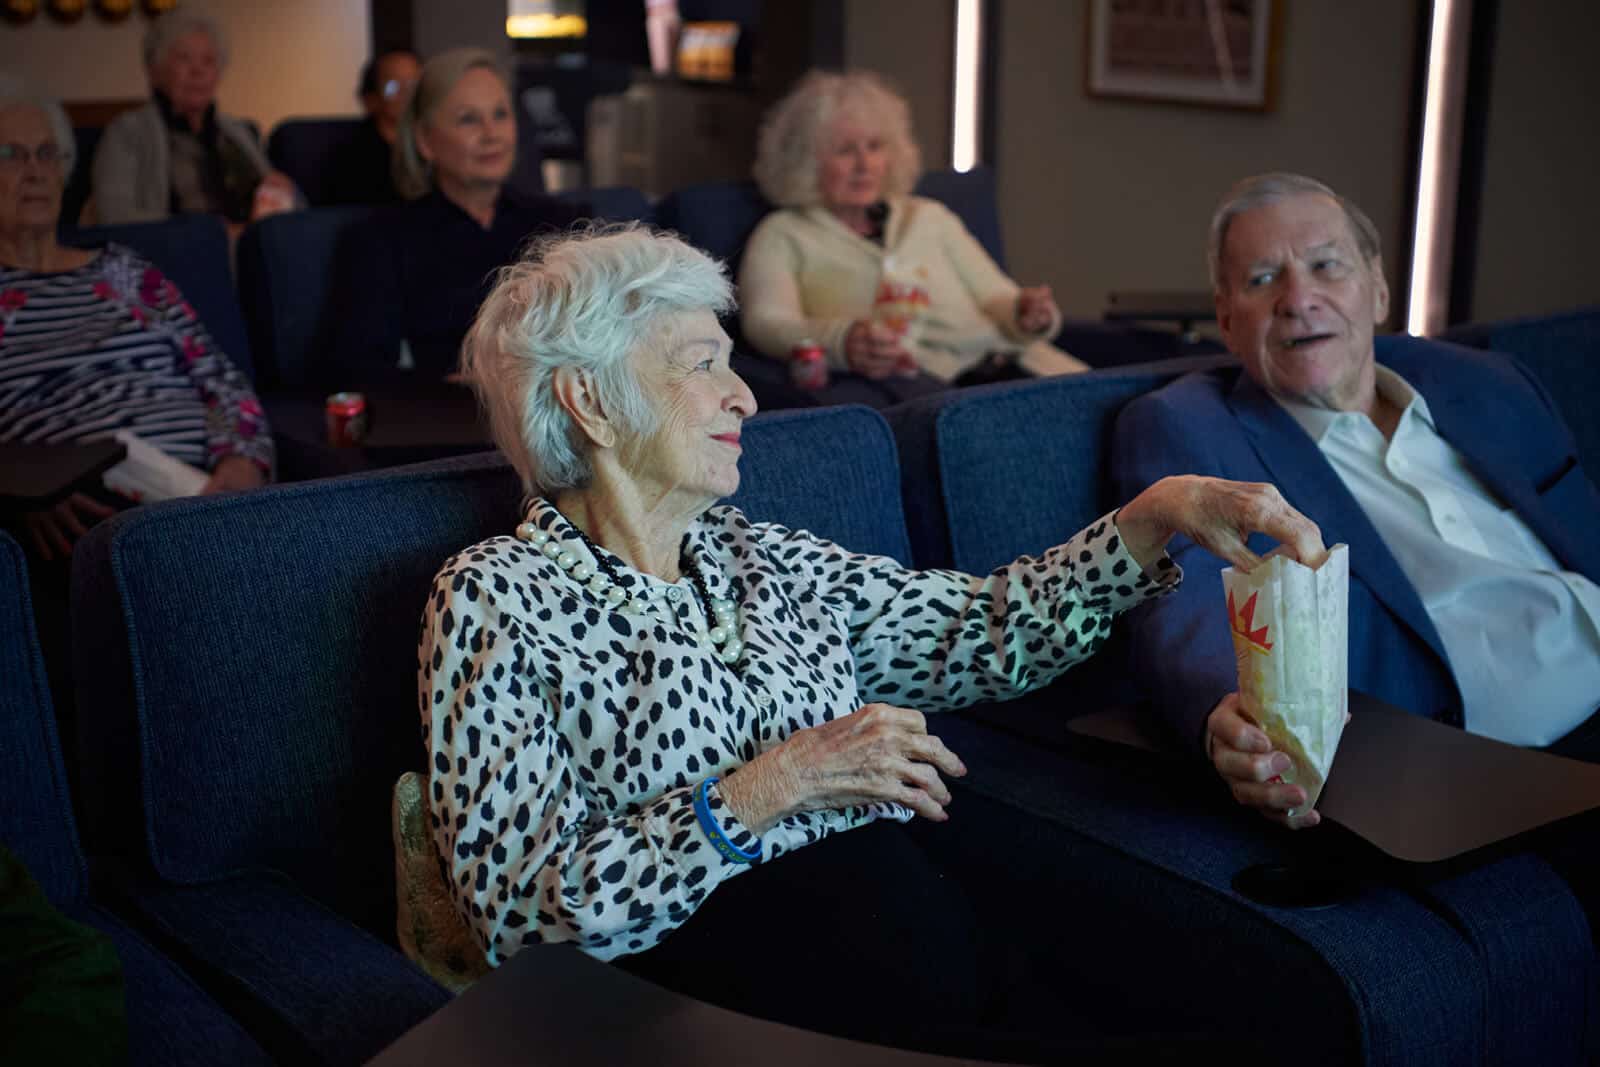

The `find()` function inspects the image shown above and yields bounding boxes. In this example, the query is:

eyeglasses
[0,143,67,169]
[380,77,418,100]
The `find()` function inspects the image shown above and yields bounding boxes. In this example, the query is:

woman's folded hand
[844,319,915,380]
[1114,475,1326,575]
[719,703,967,833]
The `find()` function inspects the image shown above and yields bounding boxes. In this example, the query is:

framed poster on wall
[1086,0,1281,111]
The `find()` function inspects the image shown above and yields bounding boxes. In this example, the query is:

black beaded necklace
[566,521,721,631]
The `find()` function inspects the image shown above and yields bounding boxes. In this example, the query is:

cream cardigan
[738,196,1076,382]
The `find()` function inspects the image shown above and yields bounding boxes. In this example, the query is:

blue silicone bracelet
[693,776,761,864]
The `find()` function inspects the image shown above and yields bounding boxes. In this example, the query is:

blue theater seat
[236,191,653,393]
[556,184,656,226]
[266,117,366,206]
[1442,306,1600,482]
[64,404,904,1059]
[236,205,375,390]
[0,532,273,1066]
[885,356,1594,1064]
[62,213,255,383]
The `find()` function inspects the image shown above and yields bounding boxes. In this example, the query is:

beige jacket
[738,195,1072,382]
[90,101,272,225]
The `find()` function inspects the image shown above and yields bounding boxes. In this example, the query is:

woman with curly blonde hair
[740,71,1083,404]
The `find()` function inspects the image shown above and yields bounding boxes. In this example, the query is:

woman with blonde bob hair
[419,222,1321,1058]
[329,47,581,383]
[740,70,1085,405]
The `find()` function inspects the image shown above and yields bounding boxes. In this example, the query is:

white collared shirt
[1275,366,1600,746]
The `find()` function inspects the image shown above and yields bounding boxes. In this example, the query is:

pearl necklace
[515,520,744,665]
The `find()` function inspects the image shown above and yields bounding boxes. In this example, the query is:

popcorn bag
[873,256,930,375]
[1221,545,1350,810]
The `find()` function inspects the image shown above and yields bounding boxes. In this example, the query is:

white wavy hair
[143,9,230,71]
[752,70,922,208]
[0,77,76,178]
[462,223,736,495]
[1209,172,1383,292]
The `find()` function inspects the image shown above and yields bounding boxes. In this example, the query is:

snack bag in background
[873,256,930,375]
[1221,544,1350,811]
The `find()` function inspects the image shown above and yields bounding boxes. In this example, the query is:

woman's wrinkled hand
[201,455,266,495]
[251,171,299,221]
[844,319,916,380]
[1114,475,1326,575]
[717,703,967,834]
[1015,284,1059,336]
[22,491,117,562]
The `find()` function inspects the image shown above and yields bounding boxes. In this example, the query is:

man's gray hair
[752,69,922,209]
[143,10,230,71]
[462,223,736,495]
[0,77,77,177]
[1208,172,1382,291]
[393,47,506,200]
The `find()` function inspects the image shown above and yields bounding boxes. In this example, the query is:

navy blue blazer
[1111,334,1600,751]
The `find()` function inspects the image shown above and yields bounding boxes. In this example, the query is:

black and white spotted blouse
[418,498,1178,964]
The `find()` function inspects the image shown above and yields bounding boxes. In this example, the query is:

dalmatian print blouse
[419,498,1178,965]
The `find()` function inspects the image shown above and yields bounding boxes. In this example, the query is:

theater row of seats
[4,306,1596,1063]
[60,167,1224,431]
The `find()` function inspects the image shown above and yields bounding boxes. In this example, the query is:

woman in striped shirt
[0,83,272,561]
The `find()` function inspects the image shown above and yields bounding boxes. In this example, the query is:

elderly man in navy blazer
[1112,172,1600,829]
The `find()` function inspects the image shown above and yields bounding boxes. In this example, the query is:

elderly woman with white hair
[1,81,272,561]
[91,10,295,227]
[419,222,1322,1056]
[739,71,1087,406]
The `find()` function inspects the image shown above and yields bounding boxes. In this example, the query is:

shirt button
[756,692,774,709]
[667,587,684,602]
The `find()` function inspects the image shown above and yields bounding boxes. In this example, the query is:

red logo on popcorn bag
[872,279,931,335]
[1227,589,1274,652]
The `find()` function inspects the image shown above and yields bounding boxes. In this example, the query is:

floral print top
[0,243,272,475]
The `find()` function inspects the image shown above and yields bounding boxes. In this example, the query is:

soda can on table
[325,392,368,447]
[789,339,829,390]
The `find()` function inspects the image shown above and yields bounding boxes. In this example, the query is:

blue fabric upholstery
[914,166,1005,266]
[1442,306,1600,485]
[557,185,655,224]
[266,118,366,207]
[65,404,907,1059]
[654,178,770,274]
[724,406,913,564]
[887,355,1236,574]
[929,715,1527,1066]
[0,532,272,1065]
[85,907,273,1066]
[1,532,82,905]
[61,214,255,383]
[236,205,375,389]
[891,352,1596,1062]
[886,356,1234,740]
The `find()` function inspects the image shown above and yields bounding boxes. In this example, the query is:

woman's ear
[552,366,616,449]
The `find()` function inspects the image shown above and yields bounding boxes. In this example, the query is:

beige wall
[1470,0,1600,321]
[0,0,371,136]
[983,0,1421,319]
[846,0,954,174]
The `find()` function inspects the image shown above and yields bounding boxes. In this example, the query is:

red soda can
[325,392,368,447]
[789,339,828,390]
